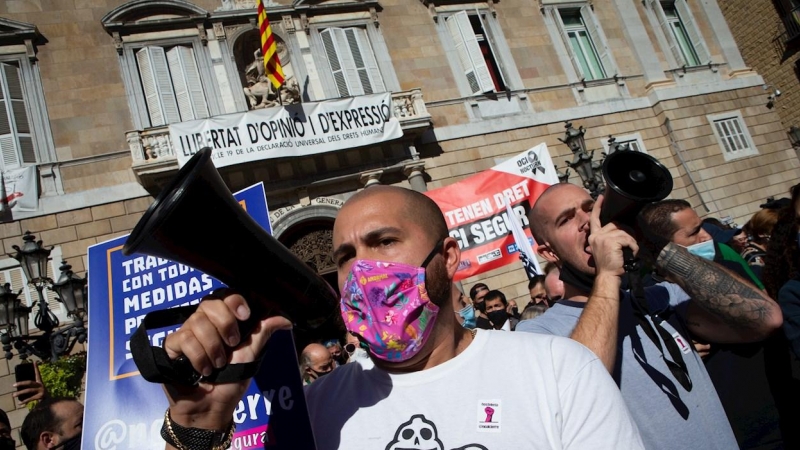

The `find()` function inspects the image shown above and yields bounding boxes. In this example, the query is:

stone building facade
[0,0,798,443]
[719,0,800,134]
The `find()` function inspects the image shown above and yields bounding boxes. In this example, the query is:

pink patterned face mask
[340,243,442,362]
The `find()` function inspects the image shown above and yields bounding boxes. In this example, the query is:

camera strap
[129,303,262,386]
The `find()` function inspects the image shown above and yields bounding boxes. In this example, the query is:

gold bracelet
[162,408,236,450]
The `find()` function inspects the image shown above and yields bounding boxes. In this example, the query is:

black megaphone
[599,150,673,227]
[123,147,339,348]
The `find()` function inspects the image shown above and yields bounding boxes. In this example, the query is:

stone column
[360,170,384,188]
[403,162,427,193]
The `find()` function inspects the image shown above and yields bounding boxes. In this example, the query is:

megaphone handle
[130,304,267,386]
[621,247,650,307]
[622,247,640,273]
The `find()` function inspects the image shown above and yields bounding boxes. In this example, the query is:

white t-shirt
[305,330,643,450]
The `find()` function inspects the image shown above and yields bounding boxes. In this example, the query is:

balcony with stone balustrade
[126,88,432,191]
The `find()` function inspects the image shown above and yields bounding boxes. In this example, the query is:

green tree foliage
[26,352,87,410]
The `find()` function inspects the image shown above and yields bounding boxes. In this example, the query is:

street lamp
[0,231,87,361]
[558,121,605,198]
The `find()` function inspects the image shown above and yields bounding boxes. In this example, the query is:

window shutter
[0,136,17,169]
[675,0,710,64]
[446,11,494,94]
[581,6,613,78]
[8,267,29,303]
[19,137,34,164]
[0,63,21,169]
[166,46,209,122]
[331,28,364,96]
[651,0,686,66]
[553,10,584,80]
[321,28,349,97]
[347,28,386,94]
[6,267,35,331]
[136,47,180,126]
[476,13,508,89]
[44,260,65,322]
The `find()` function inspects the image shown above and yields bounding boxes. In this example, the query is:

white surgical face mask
[685,239,716,261]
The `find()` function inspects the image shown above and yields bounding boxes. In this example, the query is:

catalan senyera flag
[256,0,285,89]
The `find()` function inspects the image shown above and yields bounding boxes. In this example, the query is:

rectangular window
[601,133,647,154]
[445,11,506,94]
[135,45,209,127]
[559,10,605,80]
[319,27,386,98]
[662,4,700,66]
[554,7,615,81]
[714,117,750,153]
[0,61,36,170]
[651,0,710,67]
[708,112,758,161]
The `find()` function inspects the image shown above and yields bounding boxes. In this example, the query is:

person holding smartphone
[13,361,47,406]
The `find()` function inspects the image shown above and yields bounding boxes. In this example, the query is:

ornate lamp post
[558,121,605,198]
[0,231,87,361]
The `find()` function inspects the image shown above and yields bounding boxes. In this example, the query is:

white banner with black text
[170,93,403,169]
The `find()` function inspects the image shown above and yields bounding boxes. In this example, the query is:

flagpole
[504,199,541,279]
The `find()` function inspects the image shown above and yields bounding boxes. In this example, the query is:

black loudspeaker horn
[123,147,338,334]
[599,150,673,227]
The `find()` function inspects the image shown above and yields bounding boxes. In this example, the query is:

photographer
[517,183,781,450]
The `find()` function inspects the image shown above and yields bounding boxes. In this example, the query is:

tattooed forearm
[655,243,773,329]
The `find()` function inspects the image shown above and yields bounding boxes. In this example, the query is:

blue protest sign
[83,183,316,449]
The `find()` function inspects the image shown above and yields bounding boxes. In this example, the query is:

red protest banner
[425,144,559,281]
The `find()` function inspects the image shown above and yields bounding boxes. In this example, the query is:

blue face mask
[458,304,477,329]
[685,239,716,261]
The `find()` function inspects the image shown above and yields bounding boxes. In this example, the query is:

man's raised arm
[568,196,639,373]
[655,243,782,344]
[159,293,292,450]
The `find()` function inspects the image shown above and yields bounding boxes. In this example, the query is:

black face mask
[558,258,636,293]
[54,433,81,450]
[487,309,508,328]
[309,368,332,380]
[334,354,348,366]
[0,437,15,450]
[559,261,596,294]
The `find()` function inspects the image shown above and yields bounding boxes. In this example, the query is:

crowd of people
[283,182,800,449]
[140,180,800,450]
[6,181,800,450]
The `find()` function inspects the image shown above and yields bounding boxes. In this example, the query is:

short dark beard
[425,255,451,308]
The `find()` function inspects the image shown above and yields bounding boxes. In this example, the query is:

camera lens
[345,343,356,354]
